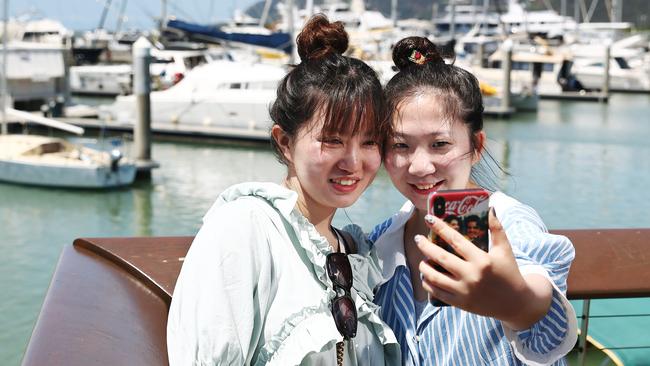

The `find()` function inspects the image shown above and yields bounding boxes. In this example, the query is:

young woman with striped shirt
[368,36,578,366]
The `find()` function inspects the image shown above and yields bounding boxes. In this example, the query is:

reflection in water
[133,186,153,237]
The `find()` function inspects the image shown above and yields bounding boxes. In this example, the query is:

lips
[409,181,443,195]
[330,177,360,193]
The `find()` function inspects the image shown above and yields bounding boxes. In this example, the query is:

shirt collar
[374,200,416,284]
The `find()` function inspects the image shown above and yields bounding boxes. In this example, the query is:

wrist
[501,274,553,331]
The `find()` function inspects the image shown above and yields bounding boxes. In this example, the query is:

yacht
[0,41,66,111]
[98,59,286,131]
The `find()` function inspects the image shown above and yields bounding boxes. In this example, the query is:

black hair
[385,36,507,191]
[269,14,388,164]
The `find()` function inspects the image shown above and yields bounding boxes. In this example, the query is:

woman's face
[279,116,382,215]
[384,93,483,211]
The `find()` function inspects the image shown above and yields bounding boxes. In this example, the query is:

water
[1,93,650,364]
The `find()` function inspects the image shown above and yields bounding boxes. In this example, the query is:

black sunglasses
[326,253,358,339]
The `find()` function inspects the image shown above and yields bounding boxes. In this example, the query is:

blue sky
[9,0,259,31]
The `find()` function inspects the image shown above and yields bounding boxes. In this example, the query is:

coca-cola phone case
[427,188,490,306]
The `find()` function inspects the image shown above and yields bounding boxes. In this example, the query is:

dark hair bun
[392,36,444,70]
[296,14,348,62]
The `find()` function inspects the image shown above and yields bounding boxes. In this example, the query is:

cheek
[365,150,382,173]
[384,153,407,175]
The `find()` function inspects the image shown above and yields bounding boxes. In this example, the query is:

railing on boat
[21,229,650,366]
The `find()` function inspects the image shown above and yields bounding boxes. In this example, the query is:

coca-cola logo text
[445,196,488,216]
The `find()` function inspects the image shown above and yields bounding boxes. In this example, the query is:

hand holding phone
[427,188,490,306]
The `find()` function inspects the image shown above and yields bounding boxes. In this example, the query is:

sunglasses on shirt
[326,252,358,339]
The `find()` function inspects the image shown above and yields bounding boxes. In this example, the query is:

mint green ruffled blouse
[167,182,401,365]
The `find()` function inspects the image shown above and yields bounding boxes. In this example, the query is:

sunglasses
[326,252,358,339]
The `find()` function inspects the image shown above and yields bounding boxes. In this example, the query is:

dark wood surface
[21,229,650,365]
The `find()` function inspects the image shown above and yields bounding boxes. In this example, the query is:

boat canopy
[165,19,292,54]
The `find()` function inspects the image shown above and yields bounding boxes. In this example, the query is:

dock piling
[602,43,611,102]
[501,40,512,112]
[132,37,159,178]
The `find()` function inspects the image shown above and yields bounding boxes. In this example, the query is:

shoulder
[368,200,414,244]
[490,191,547,232]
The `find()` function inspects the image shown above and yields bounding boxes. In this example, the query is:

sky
[8,0,260,31]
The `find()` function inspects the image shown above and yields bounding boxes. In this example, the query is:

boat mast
[259,0,272,27]
[1,0,8,135]
[611,0,623,22]
[161,0,167,29]
[98,0,113,30]
[115,0,128,34]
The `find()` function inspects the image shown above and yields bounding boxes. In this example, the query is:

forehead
[301,104,378,138]
[393,93,465,136]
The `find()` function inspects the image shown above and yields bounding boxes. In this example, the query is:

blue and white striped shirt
[369,192,577,366]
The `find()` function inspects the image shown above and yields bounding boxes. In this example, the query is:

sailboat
[0,109,136,189]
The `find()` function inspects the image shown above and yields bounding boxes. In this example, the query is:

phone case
[427,188,490,306]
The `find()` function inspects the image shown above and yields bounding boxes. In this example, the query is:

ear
[271,125,293,164]
[472,131,486,165]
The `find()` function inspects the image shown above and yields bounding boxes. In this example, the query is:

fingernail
[414,235,425,244]
[424,214,437,224]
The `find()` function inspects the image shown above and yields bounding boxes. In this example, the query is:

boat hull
[0,159,136,188]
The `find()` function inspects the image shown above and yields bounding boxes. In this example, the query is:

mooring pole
[132,37,159,178]
[501,40,513,112]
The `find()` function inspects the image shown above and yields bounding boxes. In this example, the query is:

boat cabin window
[183,56,208,69]
[614,57,630,70]
[151,57,174,64]
[230,83,242,89]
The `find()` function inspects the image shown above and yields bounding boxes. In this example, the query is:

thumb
[489,207,510,252]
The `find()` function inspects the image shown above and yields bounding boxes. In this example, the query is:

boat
[98,59,286,131]
[500,0,577,37]
[0,134,136,189]
[0,109,136,189]
[0,40,66,112]
[69,44,217,96]
[164,18,293,54]
[21,228,650,365]
[569,34,650,93]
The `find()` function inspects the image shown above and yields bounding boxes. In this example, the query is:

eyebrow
[393,131,451,139]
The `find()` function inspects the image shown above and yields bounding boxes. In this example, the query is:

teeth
[414,183,435,190]
[333,179,356,186]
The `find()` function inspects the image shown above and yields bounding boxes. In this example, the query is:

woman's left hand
[416,208,551,329]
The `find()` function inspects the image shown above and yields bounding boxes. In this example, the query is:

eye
[320,137,343,145]
[391,142,408,150]
[432,141,450,148]
[363,139,379,147]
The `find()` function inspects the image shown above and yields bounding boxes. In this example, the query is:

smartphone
[427,188,490,306]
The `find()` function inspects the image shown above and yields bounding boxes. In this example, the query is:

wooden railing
[21,229,650,366]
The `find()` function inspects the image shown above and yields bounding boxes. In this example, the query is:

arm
[418,204,577,365]
[167,200,274,365]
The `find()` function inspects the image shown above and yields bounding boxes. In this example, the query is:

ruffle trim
[255,296,399,365]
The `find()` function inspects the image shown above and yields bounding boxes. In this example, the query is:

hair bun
[296,14,348,62]
[392,36,444,70]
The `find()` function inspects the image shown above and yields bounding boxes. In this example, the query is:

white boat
[0,108,136,189]
[0,134,136,189]
[0,41,65,111]
[69,46,215,96]
[98,59,286,130]
[69,64,133,96]
[569,34,650,93]
[500,0,577,37]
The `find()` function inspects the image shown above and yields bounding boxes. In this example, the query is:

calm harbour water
[1,93,649,364]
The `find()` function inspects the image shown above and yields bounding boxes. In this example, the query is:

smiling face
[384,92,484,212]
[274,115,382,219]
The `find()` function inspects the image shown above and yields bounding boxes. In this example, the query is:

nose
[407,148,435,177]
[338,143,362,172]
